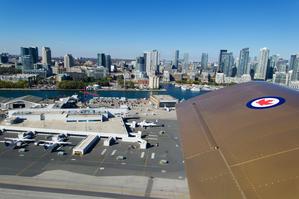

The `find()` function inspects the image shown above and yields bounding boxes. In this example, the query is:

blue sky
[0,0,298,61]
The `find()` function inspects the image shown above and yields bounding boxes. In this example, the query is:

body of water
[0,84,208,101]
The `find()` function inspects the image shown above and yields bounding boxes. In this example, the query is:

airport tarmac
[0,117,189,198]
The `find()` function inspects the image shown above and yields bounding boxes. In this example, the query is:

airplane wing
[18,139,35,142]
[38,140,55,144]
[38,140,71,145]
[176,81,299,199]
[3,138,35,142]
[56,141,72,145]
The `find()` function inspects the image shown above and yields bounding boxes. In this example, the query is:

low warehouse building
[150,95,178,107]
[72,134,99,156]
[0,95,43,110]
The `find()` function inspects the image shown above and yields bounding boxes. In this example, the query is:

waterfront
[0,84,209,100]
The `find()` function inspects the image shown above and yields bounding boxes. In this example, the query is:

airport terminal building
[150,95,178,108]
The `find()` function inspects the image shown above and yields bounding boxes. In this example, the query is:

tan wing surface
[176,82,299,199]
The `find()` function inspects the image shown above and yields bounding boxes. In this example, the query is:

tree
[0,80,28,88]
[97,77,110,86]
[57,80,85,89]
[0,67,22,75]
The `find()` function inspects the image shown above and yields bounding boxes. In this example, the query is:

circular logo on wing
[246,96,285,109]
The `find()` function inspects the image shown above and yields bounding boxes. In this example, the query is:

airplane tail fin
[4,142,11,147]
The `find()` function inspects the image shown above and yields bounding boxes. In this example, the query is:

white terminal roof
[152,95,178,102]
[73,134,99,150]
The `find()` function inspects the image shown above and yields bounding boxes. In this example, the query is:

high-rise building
[97,53,106,67]
[64,54,74,68]
[291,56,299,81]
[105,54,112,72]
[96,53,111,72]
[222,52,234,77]
[272,71,291,86]
[237,48,249,77]
[20,46,38,64]
[152,50,160,72]
[266,58,274,80]
[174,50,179,69]
[22,55,33,70]
[289,54,297,71]
[148,75,160,89]
[254,47,270,80]
[144,51,151,75]
[42,47,51,65]
[20,47,29,57]
[28,47,38,63]
[269,55,279,70]
[201,53,208,69]
[144,50,160,75]
[136,56,145,72]
[218,49,227,72]
[183,53,189,71]
[135,56,146,79]
[0,53,9,64]
[20,47,37,70]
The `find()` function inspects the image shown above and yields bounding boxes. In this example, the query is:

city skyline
[0,0,298,60]
[2,45,298,63]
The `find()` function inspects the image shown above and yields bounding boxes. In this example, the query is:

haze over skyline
[0,0,298,61]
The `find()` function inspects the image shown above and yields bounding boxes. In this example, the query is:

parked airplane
[138,120,158,128]
[35,133,71,152]
[0,131,36,148]
[163,105,174,112]
[126,120,158,129]
[125,121,137,129]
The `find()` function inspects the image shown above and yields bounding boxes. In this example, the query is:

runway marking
[0,147,10,157]
[65,159,162,169]
[92,167,100,176]
[111,150,117,156]
[144,152,149,168]
[144,176,154,198]
[16,152,48,176]
[101,149,107,155]
[0,182,179,199]
[140,152,145,158]
[148,134,158,137]
[147,138,158,141]
[151,153,155,159]
[94,151,109,176]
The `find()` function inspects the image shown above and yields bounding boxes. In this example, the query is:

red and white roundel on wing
[250,97,280,108]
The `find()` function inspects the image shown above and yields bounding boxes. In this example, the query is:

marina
[0,84,210,101]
